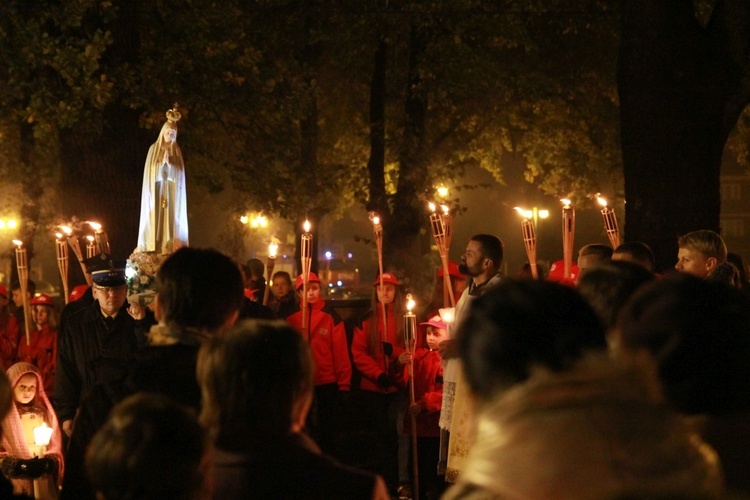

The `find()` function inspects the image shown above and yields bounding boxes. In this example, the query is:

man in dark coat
[60,247,245,500]
[53,255,154,436]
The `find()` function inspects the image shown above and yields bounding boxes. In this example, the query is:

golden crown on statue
[166,103,181,124]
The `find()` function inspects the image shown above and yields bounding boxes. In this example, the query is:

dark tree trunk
[387,19,432,283]
[367,36,388,217]
[618,0,750,271]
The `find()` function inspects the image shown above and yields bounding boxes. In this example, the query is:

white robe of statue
[137,117,189,255]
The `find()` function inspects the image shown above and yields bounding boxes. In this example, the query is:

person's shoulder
[320,301,344,324]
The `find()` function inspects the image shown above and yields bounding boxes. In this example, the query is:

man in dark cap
[53,255,155,437]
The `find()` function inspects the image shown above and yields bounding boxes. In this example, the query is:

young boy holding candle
[286,272,351,456]
[398,314,447,499]
[0,362,63,498]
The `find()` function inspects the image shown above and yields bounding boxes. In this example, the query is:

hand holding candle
[597,195,621,249]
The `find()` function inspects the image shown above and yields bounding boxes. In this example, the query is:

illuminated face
[32,305,49,329]
[14,374,36,405]
[459,240,486,277]
[162,127,177,143]
[376,284,396,305]
[300,283,321,304]
[426,326,449,350]
[272,276,292,298]
[93,284,128,316]
[675,248,715,278]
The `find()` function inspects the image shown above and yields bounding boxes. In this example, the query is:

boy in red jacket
[399,314,447,499]
[286,272,351,456]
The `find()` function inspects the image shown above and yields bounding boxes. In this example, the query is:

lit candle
[514,207,539,279]
[597,195,621,249]
[561,199,576,280]
[55,232,70,305]
[12,240,31,345]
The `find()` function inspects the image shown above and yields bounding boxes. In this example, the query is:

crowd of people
[0,227,746,498]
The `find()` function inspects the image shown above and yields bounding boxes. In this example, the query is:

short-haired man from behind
[612,241,656,273]
[675,229,727,279]
[199,320,389,500]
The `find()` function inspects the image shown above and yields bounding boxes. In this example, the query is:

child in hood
[0,362,63,498]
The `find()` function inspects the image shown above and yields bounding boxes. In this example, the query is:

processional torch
[60,224,92,286]
[55,232,70,305]
[561,199,576,280]
[369,212,389,368]
[514,208,539,279]
[12,240,31,346]
[597,195,621,249]
[403,294,420,500]
[262,240,278,307]
[428,203,455,307]
[301,220,312,331]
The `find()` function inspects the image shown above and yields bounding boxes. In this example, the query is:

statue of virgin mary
[136,106,189,255]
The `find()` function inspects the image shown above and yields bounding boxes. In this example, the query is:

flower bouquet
[126,251,168,307]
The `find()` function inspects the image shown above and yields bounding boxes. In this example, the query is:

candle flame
[33,422,53,446]
[268,242,278,258]
[88,221,102,231]
[12,239,22,247]
[597,196,608,208]
[560,198,572,208]
[372,216,380,225]
[60,226,72,235]
[427,202,436,212]
[303,220,311,233]
[406,293,416,313]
